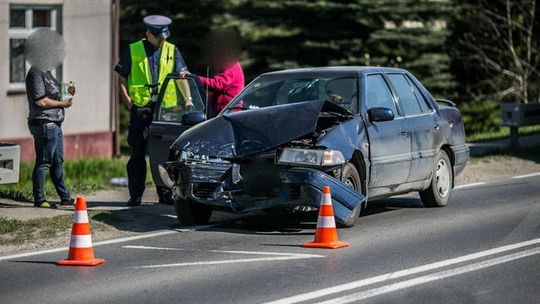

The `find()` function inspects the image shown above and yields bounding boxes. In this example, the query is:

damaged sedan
[157,67,469,227]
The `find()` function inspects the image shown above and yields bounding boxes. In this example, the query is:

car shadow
[84,197,426,236]
[362,197,424,216]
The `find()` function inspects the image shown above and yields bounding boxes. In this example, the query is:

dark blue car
[153,67,469,227]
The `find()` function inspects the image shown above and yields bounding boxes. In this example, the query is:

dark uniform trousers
[127,104,153,200]
[127,103,174,202]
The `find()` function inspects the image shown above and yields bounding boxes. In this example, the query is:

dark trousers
[127,105,153,200]
[28,121,71,203]
[127,105,171,201]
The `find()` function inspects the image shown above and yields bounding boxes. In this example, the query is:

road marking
[0,226,215,262]
[125,245,324,269]
[454,182,486,189]
[262,237,540,304]
[124,245,323,257]
[317,247,540,304]
[454,171,540,190]
[512,172,540,179]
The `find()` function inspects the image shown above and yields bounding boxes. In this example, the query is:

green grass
[0,211,117,246]
[0,157,153,202]
[0,215,72,246]
[466,125,540,143]
[468,146,540,163]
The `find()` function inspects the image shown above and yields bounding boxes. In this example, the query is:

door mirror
[181,111,206,126]
[368,107,394,122]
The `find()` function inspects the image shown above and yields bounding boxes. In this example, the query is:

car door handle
[401,131,409,137]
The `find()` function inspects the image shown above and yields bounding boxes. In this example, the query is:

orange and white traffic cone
[303,186,349,249]
[57,196,105,266]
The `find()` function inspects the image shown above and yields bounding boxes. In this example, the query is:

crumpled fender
[282,167,365,225]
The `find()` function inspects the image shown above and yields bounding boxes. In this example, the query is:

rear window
[387,74,422,116]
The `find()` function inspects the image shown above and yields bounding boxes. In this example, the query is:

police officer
[115,15,192,206]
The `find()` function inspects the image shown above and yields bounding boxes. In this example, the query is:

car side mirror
[368,107,394,122]
[181,111,206,126]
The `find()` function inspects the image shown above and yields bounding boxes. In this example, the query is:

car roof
[261,66,408,77]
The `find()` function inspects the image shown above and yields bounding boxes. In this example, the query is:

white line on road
[126,245,324,269]
[0,226,215,262]
[511,172,540,179]
[454,182,487,190]
[136,255,323,269]
[262,237,540,304]
[317,247,540,304]
[124,245,323,257]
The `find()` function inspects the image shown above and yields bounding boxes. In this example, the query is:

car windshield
[222,76,358,114]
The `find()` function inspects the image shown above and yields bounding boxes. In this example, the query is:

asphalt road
[1,174,539,304]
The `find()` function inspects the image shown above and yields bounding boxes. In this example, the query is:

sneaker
[34,201,58,209]
[127,197,142,206]
[60,197,75,206]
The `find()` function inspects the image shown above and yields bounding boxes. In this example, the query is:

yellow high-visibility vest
[127,39,178,108]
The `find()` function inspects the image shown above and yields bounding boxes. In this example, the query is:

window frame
[8,5,60,92]
[364,73,401,117]
[385,73,425,117]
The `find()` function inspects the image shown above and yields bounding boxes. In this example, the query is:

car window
[156,77,205,122]
[387,74,422,116]
[224,76,357,114]
[365,74,398,114]
[405,74,432,113]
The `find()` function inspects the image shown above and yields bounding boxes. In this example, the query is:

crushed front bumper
[167,160,365,225]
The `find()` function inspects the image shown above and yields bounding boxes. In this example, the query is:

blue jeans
[28,121,71,203]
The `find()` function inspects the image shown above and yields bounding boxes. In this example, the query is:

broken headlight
[277,148,345,167]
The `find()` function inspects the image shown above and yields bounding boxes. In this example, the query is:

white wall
[0,0,112,140]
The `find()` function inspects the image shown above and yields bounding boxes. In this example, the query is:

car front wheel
[174,198,212,226]
[337,162,362,228]
[420,150,453,207]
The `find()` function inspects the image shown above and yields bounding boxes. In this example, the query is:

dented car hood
[171,100,351,159]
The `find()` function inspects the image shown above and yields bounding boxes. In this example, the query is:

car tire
[337,163,362,228]
[420,150,453,207]
[174,198,212,225]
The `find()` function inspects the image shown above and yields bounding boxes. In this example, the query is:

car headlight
[277,148,345,167]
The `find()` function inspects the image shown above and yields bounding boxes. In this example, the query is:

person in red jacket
[181,29,244,115]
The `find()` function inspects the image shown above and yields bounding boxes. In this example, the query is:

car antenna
[205,66,210,118]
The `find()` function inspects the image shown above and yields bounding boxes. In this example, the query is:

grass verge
[0,211,118,247]
[466,125,540,143]
[468,146,540,164]
[0,157,153,202]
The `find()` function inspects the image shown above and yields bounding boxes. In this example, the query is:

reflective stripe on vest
[128,40,177,107]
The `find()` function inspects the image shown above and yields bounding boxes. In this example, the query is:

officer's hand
[179,70,191,78]
[63,100,73,108]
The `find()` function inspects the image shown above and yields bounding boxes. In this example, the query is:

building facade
[0,0,114,161]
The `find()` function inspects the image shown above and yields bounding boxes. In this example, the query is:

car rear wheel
[420,150,453,207]
[174,198,212,225]
[337,163,362,228]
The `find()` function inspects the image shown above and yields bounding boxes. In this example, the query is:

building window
[8,5,60,90]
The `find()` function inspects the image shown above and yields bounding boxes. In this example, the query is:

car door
[386,73,440,183]
[148,76,206,188]
[363,73,411,192]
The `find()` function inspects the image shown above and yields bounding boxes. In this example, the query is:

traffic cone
[303,186,349,249]
[57,196,105,266]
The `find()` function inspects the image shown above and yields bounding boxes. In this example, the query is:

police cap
[143,15,171,39]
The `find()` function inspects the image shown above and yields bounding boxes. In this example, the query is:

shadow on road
[85,197,426,236]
